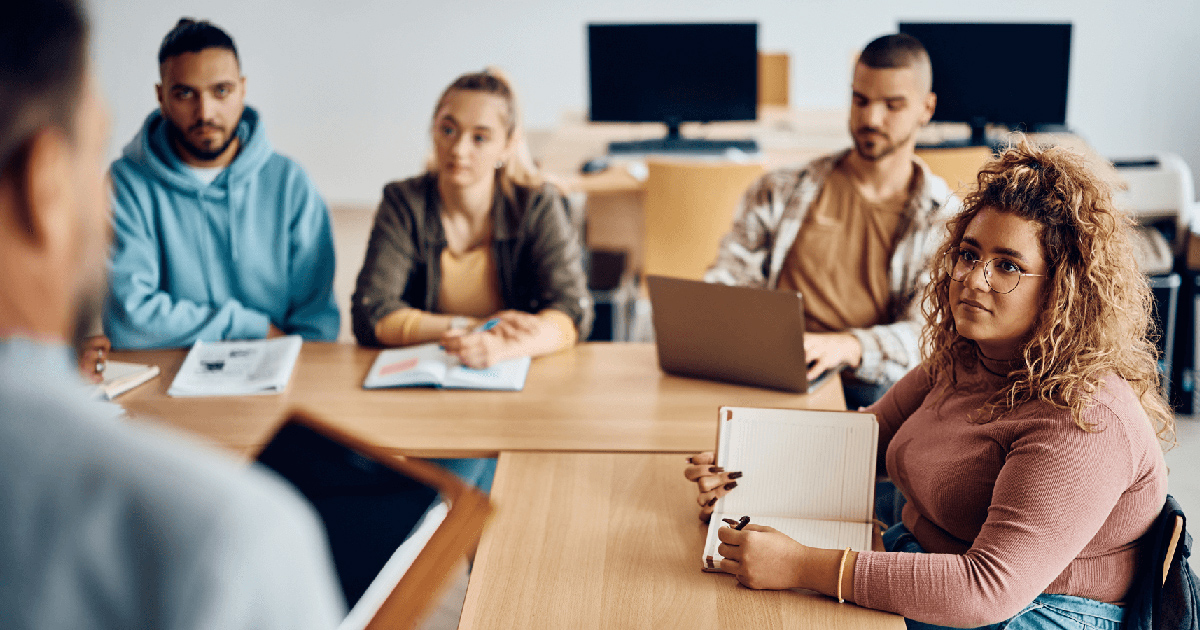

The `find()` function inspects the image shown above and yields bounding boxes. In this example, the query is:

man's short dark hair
[0,0,88,175]
[859,33,930,71]
[157,18,239,66]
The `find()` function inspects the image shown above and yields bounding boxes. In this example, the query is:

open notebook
[363,343,531,391]
[702,406,878,571]
[256,412,493,630]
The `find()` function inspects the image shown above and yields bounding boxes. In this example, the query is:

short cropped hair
[859,33,930,71]
[0,0,88,175]
[157,18,239,66]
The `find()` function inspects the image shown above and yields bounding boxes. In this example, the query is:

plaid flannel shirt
[705,149,960,385]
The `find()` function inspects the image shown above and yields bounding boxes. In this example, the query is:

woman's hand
[683,451,742,523]
[77,335,111,384]
[488,310,542,341]
[717,524,807,590]
[441,329,510,369]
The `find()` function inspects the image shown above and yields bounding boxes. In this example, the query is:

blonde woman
[351,69,591,369]
[351,69,590,490]
[686,140,1171,629]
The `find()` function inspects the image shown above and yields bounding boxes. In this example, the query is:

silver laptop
[646,275,823,393]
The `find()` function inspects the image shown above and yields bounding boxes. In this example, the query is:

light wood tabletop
[112,342,844,458]
[458,451,903,630]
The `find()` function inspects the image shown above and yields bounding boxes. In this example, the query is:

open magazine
[168,335,303,397]
[363,343,530,391]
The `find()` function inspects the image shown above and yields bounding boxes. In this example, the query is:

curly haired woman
[686,139,1173,629]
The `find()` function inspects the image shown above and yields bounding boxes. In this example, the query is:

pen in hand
[721,515,751,530]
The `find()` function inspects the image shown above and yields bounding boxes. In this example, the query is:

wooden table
[459,452,903,630]
[113,342,844,457]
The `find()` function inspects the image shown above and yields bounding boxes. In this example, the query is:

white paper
[363,343,530,391]
[94,360,160,400]
[702,407,878,569]
[168,336,303,397]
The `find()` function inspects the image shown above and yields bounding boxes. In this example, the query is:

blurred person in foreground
[0,2,345,627]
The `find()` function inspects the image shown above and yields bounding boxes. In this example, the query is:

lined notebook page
[701,407,878,569]
[716,407,877,522]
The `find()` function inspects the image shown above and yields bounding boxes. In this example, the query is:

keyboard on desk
[608,137,759,156]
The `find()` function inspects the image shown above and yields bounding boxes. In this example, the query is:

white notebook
[702,406,878,571]
[168,336,303,397]
[95,360,160,400]
[363,343,531,391]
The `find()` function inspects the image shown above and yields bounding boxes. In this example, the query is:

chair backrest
[914,146,994,195]
[642,160,766,280]
[1165,514,1185,587]
[758,52,789,108]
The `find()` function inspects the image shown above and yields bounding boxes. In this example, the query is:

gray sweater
[0,339,345,629]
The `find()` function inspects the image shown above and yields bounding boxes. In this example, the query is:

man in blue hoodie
[104,18,339,349]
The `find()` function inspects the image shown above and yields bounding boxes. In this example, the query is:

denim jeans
[429,457,497,493]
[875,481,1126,630]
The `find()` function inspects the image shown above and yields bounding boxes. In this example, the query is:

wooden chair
[758,52,790,108]
[914,146,994,195]
[641,160,766,280]
[1126,494,1198,629]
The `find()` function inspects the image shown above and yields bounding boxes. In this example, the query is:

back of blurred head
[0,0,109,349]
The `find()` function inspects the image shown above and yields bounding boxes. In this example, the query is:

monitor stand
[607,119,758,155]
[917,116,996,150]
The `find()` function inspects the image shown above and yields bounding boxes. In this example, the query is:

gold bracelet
[836,547,852,604]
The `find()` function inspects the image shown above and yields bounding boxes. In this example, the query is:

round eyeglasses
[945,249,1045,294]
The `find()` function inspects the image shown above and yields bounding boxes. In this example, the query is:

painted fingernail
[706,497,718,507]
[709,466,724,473]
[687,456,696,464]
[727,471,743,480]
[724,481,738,491]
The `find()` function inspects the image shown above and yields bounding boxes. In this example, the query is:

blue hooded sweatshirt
[104,106,340,349]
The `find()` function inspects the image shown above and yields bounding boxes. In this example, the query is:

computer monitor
[898,22,1072,146]
[587,22,758,154]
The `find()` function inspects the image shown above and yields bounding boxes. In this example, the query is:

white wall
[91,0,1200,206]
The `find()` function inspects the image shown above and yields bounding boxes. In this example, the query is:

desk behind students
[112,342,845,458]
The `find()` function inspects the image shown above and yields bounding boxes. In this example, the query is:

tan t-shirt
[776,164,908,333]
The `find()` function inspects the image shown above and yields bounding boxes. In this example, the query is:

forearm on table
[799,547,858,604]
[490,309,577,361]
[374,308,474,346]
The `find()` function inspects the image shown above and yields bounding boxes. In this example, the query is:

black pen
[721,515,751,530]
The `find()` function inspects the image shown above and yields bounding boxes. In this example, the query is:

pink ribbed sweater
[853,358,1167,627]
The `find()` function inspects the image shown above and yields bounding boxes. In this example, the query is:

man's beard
[852,126,913,162]
[166,117,239,162]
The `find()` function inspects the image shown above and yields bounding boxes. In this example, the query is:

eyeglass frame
[945,250,1046,294]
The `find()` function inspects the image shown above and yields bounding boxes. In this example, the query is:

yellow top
[377,245,576,349]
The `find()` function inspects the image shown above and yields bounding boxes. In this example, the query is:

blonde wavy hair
[921,138,1175,447]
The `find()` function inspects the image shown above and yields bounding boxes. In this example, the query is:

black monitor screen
[898,22,1072,130]
[588,23,758,125]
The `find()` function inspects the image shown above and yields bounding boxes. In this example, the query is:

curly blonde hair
[921,138,1175,446]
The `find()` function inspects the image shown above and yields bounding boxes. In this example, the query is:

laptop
[646,275,826,393]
